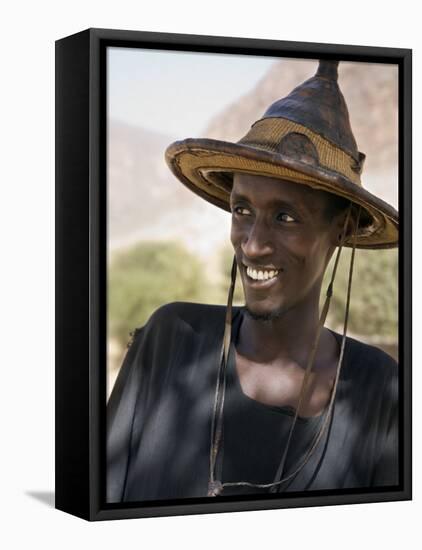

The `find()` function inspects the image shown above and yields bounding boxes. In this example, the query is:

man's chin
[244,304,285,322]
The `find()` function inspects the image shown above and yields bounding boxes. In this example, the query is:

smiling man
[107,60,399,502]
[229,175,345,417]
[231,174,346,322]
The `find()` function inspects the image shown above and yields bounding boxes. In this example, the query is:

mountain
[108,121,230,260]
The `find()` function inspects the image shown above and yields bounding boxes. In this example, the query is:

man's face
[230,173,342,320]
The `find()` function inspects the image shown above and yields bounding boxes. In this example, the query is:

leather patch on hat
[277,132,319,166]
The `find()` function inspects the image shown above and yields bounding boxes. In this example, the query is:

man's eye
[233,206,251,216]
[277,212,296,223]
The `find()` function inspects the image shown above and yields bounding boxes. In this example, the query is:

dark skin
[230,173,350,418]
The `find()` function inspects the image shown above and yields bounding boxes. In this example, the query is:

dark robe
[107,302,399,503]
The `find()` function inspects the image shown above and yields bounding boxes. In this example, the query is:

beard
[244,303,287,322]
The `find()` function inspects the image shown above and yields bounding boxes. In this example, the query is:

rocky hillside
[108,121,230,261]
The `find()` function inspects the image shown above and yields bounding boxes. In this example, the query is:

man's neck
[237,293,325,368]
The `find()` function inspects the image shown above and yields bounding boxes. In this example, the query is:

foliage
[108,240,209,347]
[323,247,398,338]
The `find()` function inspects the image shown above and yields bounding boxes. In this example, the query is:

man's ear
[333,206,354,245]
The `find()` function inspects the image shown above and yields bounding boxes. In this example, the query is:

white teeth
[246,266,279,281]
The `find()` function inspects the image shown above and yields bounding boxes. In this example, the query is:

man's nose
[240,218,274,259]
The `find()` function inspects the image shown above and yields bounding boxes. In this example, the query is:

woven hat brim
[165,138,398,250]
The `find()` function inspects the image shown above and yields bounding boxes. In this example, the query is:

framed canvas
[55,28,412,521]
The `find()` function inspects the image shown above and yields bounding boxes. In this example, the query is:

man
[107,60,398,502]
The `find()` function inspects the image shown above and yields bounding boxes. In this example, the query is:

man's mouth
[242,263,282,288]
[245,266,279,281]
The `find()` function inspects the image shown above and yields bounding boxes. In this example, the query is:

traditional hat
[165,60,398,249]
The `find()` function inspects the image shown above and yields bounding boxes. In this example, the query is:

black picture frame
[55,27,412,521]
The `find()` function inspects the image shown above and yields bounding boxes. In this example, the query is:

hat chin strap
[208,252,237,497]
[208,205,361,497]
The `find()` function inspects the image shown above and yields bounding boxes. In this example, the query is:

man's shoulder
[144,301,239,335]
[331,329,398,381]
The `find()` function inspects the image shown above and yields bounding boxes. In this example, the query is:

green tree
[108,240,211,347]
[323,248,398,339]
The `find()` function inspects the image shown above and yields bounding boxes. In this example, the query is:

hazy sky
[107,47,278,137]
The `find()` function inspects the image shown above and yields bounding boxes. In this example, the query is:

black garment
[107,302,399,503]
